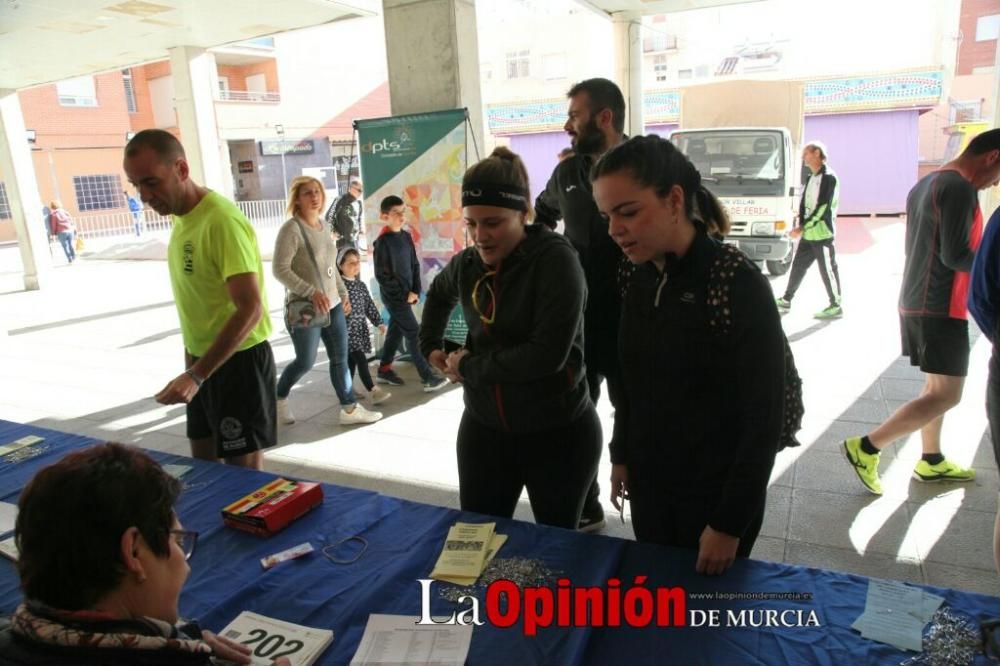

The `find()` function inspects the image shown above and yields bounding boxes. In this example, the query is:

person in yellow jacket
[776,141,842,319]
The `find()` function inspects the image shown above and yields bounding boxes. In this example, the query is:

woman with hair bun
[419,147,602,528]
[592,135,785,575]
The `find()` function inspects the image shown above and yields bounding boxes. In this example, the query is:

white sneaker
[340,403,382,425]
[370,386,391,405]
[276,398,295,425]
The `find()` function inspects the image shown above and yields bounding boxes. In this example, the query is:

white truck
[670,80,804,275]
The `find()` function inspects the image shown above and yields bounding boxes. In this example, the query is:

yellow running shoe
[912,459,976,483]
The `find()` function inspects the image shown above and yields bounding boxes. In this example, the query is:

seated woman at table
[0,442,284,665]
[419,147,602,529]
[592,135,785,575]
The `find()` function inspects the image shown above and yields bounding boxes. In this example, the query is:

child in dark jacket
[338,247,391,405]
[372,195,447,392]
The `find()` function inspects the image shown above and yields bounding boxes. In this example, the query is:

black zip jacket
[535,152,623,370]
[614,231,785,538]
[325,192,361,243]
[373,227,420,305]
[797,164,838,240]
[419,224,591,433]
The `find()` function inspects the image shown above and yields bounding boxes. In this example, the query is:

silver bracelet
[185,369,205,387]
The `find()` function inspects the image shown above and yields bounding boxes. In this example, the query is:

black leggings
[456,408,603,529]
[987,344,1000,472]
[347,350,375,391]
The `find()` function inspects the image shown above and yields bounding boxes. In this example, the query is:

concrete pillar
[168,46,234,198]
[612,11,643,136]
[382,0,485,152]
[0,90,48,291]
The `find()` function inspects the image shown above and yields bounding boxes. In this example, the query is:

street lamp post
[275,124,288,194]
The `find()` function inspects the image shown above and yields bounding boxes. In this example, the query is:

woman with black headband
[419,147,602,529]
[592,135,785,575]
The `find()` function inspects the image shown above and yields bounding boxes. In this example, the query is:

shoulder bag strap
[294,219,327,294]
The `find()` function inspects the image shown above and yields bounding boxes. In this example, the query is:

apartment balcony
[217,89,281,104]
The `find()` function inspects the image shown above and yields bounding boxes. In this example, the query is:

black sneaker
[377,369,405,386]
[578,505,606,533]
[422,374,448,393]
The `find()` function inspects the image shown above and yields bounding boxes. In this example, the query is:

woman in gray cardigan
[273,176,382,426]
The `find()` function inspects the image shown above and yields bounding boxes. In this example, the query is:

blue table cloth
[0,420,996,665]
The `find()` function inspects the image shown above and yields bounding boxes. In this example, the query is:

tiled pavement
[0,215,997,597]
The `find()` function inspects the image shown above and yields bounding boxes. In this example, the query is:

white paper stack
[219,611,334,666]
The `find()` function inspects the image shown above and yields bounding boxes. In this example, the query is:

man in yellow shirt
[124,130,275,470]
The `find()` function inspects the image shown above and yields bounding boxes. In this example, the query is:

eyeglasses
[472,270,497,324]
[169,529,199,561]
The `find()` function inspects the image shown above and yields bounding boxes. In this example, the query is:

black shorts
[187,341,277,457]
[900,315,970,377]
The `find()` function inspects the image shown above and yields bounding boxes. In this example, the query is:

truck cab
[671,127,796,275]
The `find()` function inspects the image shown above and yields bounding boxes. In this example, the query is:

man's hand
[154,372,200,405]
[609,464,629,511]
[310,290,331,313]
[444,349,469,383]
[789,227,802,240]
[406,291,419,305]
[429,350,448,374]
[696,525,740,576]
[378,324,387,335]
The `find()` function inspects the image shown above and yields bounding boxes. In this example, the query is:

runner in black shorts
[900,315,970,378]
[124,129,277,470]
[187,342,277,457]
[840,128,1000,496]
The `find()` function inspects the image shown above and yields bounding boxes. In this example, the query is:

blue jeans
[380,300,433,380]
[276,303,355,406]
[132,213,143,236]
[57,231,75,262]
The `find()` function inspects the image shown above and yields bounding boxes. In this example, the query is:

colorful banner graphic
[355,109,469,341]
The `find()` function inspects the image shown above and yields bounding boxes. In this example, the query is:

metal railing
[74,209,172,239]
[73,199,287,240]
[217,89,281,103]
[236,199,287,232]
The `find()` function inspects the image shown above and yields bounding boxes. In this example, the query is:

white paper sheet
[350,614,473,666]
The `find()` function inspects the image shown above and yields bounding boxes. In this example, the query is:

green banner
[355,109,469,347]
[355,109,466,194]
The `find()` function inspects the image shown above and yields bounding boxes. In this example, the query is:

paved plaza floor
[0,216,997,596]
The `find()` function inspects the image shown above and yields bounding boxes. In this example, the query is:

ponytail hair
[694,185,731,238]
[462,146,534,221]
[591,135,729,237]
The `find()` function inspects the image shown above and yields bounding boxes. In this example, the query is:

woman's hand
[444,349,469,383]
[609,464,629,511]
[696,526,739,576]
[201,630,252,664]
[310,290,331,313]
[342,297,352,316]
[429,350,448,374]
[378,324,387,335]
